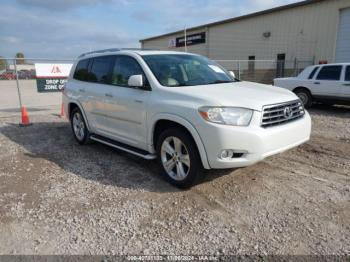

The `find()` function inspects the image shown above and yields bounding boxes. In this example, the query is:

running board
[90,134,156,160]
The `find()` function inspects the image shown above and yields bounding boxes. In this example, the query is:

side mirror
[128,74,143,88]
[228,71,235,78]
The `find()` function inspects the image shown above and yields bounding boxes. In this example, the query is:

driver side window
[111,56,146,87]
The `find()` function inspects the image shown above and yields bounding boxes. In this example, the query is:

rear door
[79,55,115,131]
[311,65,343,97]
[72,58,92,121]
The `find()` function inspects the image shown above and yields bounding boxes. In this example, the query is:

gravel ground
[0,105,349,255]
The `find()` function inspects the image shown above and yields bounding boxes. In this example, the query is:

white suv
[63,49,311,188]
[274,63,350,107]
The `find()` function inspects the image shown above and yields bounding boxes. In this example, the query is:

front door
[99,55,150,150]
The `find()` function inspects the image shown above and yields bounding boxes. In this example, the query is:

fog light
[219,150,234,159]
[219,149,248,159]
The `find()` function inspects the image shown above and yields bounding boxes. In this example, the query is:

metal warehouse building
[140,0,350,66]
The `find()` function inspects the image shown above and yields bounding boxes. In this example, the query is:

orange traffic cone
[20,106,32,126]
[60,103,65,118]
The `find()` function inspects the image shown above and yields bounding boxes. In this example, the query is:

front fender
[148,113,210,169]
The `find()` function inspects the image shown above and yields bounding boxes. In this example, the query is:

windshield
[142,54,236,87]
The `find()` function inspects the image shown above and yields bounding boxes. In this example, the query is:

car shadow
[0,121,232,192]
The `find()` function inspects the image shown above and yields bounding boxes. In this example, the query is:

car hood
[168,81,299,111]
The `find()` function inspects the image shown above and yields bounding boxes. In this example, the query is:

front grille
[261,100,305,128]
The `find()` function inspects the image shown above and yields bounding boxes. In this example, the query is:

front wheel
[156,129,203,188]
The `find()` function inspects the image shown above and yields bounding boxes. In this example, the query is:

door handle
[314,82,320,85]
[105,93,113,97]
[343,83,350,86]
[79,88,85,92]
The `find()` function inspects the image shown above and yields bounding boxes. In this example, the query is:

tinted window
[73,59,89,81]
[316,65,342,80]
[345,66,350,81]
[308,66,318,79]
[89,56,114,83]
[111,56,144,87]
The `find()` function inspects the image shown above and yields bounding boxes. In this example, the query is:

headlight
[199,107,253,126]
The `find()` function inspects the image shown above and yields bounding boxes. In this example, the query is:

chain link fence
[0,58,74,119]
[0,57,314,121]
[214,59,313,84]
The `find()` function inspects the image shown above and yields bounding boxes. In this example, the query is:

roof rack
[78,48,159,58]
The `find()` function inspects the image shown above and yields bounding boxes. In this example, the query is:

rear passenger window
[111,56,144,87]
[316,65,342,81]
[73,59,89,81]
[89,56,114,83]
[308,67,318,79]
[345,66,350,81]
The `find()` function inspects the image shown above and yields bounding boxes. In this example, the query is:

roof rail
[78,48,120,58]
[78,48,159,58]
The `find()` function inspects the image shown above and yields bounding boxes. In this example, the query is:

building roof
[140,0,326,42]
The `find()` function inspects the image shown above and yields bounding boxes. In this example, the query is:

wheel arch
[149,114,210,169]
[68,101,91,131]
[293,86,312,96]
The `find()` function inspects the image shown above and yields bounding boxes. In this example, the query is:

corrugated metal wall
[141,0,350,63]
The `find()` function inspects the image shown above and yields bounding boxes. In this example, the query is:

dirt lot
[0,105,349,255]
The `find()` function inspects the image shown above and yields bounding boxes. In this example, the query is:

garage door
[335,8,350,62]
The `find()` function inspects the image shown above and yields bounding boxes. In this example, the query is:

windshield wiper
[209,80,235,84]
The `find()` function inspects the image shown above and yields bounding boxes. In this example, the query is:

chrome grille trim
[261,100,305,128]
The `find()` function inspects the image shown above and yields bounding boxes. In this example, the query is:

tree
[0,56,7,71]
[15,52,25,64]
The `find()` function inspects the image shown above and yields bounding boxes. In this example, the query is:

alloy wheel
[72,112,85,141]
[160,136,191,181]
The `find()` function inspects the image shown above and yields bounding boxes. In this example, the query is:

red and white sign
[35,63,72,78]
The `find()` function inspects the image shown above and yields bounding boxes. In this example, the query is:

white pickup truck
[274,63,350,107]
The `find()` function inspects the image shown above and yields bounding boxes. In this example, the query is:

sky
[0,0,299,59]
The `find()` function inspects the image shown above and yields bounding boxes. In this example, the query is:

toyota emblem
[283,107,292,119]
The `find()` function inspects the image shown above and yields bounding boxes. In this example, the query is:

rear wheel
[156,128,203,188]
[70,107,90,145]
[294,89,312,108]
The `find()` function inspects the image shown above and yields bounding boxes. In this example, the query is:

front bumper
[197,111,311,169]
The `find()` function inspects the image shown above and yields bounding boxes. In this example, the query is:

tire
[156,128,203,189]
[294,89,312,108]
[70,107,91,145]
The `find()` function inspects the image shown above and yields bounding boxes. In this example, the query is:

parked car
[63,49,311,188]
[274,63,350,107]
[0,70,16,80]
